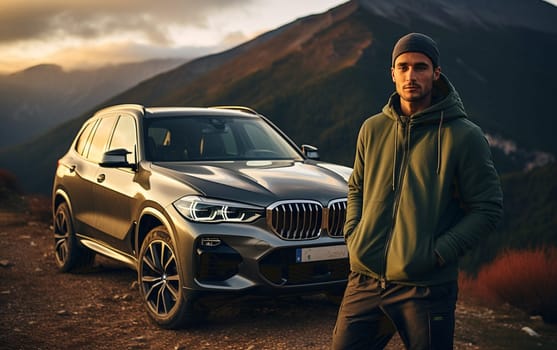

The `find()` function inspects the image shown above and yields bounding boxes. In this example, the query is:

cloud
[49,42,220,70]
[0,0,253,45]
[218,31,250,47]
[0,0,346,73]
[0,41,222,73]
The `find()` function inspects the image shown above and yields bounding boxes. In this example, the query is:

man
[332,33,503,349]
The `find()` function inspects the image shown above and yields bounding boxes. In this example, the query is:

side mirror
[301,144,320,160]
[100,148,134,169]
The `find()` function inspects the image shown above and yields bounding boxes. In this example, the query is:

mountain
[94,0,557,163]
[0,59,186,148]
[1,0,556,195]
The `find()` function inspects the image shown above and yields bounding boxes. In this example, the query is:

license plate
[296,245,348,263]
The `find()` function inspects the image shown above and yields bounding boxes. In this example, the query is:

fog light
[196,239,242,282]
[200,237,221,247]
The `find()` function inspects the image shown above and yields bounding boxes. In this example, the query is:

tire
[138,226,200,329]
[53,202,95,272]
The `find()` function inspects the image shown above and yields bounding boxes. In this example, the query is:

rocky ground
[1,197,556,350]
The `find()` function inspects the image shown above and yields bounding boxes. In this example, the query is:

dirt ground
[1,198,557,350]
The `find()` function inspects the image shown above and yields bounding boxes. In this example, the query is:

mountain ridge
[360,0,557,33]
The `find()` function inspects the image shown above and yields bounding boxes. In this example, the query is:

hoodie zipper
[380,116,411,289]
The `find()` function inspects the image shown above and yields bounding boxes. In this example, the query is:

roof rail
[95,103,145,115]
[210,106,259,115]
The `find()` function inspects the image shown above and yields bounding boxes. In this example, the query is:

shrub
[460,246,557,323]
[458,272,498,305]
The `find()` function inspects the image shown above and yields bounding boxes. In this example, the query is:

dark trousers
[332,272,458,350]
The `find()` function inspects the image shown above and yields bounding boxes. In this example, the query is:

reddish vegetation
[460,247,557,324]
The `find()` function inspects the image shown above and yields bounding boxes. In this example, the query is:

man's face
[391,52,441,105]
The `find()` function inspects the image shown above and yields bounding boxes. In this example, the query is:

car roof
[91,104,260,120]
[144,106,259,119]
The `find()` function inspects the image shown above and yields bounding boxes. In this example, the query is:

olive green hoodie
[345,73,503,286]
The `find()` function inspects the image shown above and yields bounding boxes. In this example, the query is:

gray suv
[52,104,351,328]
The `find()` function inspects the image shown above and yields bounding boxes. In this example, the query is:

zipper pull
[380,278,387,289]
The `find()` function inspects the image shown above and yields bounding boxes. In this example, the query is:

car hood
[152,160,351,207]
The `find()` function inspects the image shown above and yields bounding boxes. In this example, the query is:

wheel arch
[53,189,73,220]
[135,206,175,256]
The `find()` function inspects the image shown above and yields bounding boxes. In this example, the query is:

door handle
[97,174,106,183]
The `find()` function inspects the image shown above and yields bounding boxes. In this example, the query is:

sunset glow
[0,0,345,73]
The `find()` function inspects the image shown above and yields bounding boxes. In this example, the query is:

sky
[1,0,555,74]
[0,0,345,74]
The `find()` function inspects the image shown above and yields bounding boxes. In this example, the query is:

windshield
[144,115,303,162]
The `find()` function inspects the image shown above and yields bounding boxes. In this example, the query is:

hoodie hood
[381,73,467,181]
[383,73,467,191]
[382,72,467,124]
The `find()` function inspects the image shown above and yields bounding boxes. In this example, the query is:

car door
[61,119,98,235]
[70,115,118,236]
[92,114,139,254]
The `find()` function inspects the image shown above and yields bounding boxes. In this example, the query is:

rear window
[74,121,96,156]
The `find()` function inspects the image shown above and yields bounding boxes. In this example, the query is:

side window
[86,115,118,163]
[108,115,137,163]
[75,121,96,156]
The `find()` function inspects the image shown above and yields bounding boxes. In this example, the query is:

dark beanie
[392,33,440,67]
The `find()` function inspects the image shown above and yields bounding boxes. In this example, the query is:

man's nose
[405,68,418,80]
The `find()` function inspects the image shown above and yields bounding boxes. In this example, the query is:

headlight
[173,196,264,223]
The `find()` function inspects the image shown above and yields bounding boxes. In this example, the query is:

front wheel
[53,202,95,272]
[138,226,200,329]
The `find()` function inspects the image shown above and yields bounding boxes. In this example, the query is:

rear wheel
[138,226,200,329]
[53,202,95,272]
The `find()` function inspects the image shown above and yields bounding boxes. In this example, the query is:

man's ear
[391,67,396,83]
[433,66,441,80]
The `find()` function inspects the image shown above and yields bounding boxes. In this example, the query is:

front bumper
[167,206,349,295]
[195,237,349,290]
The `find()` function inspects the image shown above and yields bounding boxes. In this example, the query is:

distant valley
[0,59,186,148]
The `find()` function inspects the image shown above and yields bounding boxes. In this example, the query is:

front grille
[327,199,347,238]
[267,201,322,240]
[266,199,347,240]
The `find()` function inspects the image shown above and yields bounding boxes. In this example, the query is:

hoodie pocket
[387,233,438,280]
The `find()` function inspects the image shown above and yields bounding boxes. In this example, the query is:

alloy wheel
[141,239,181,316]
[53,205,70,266]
